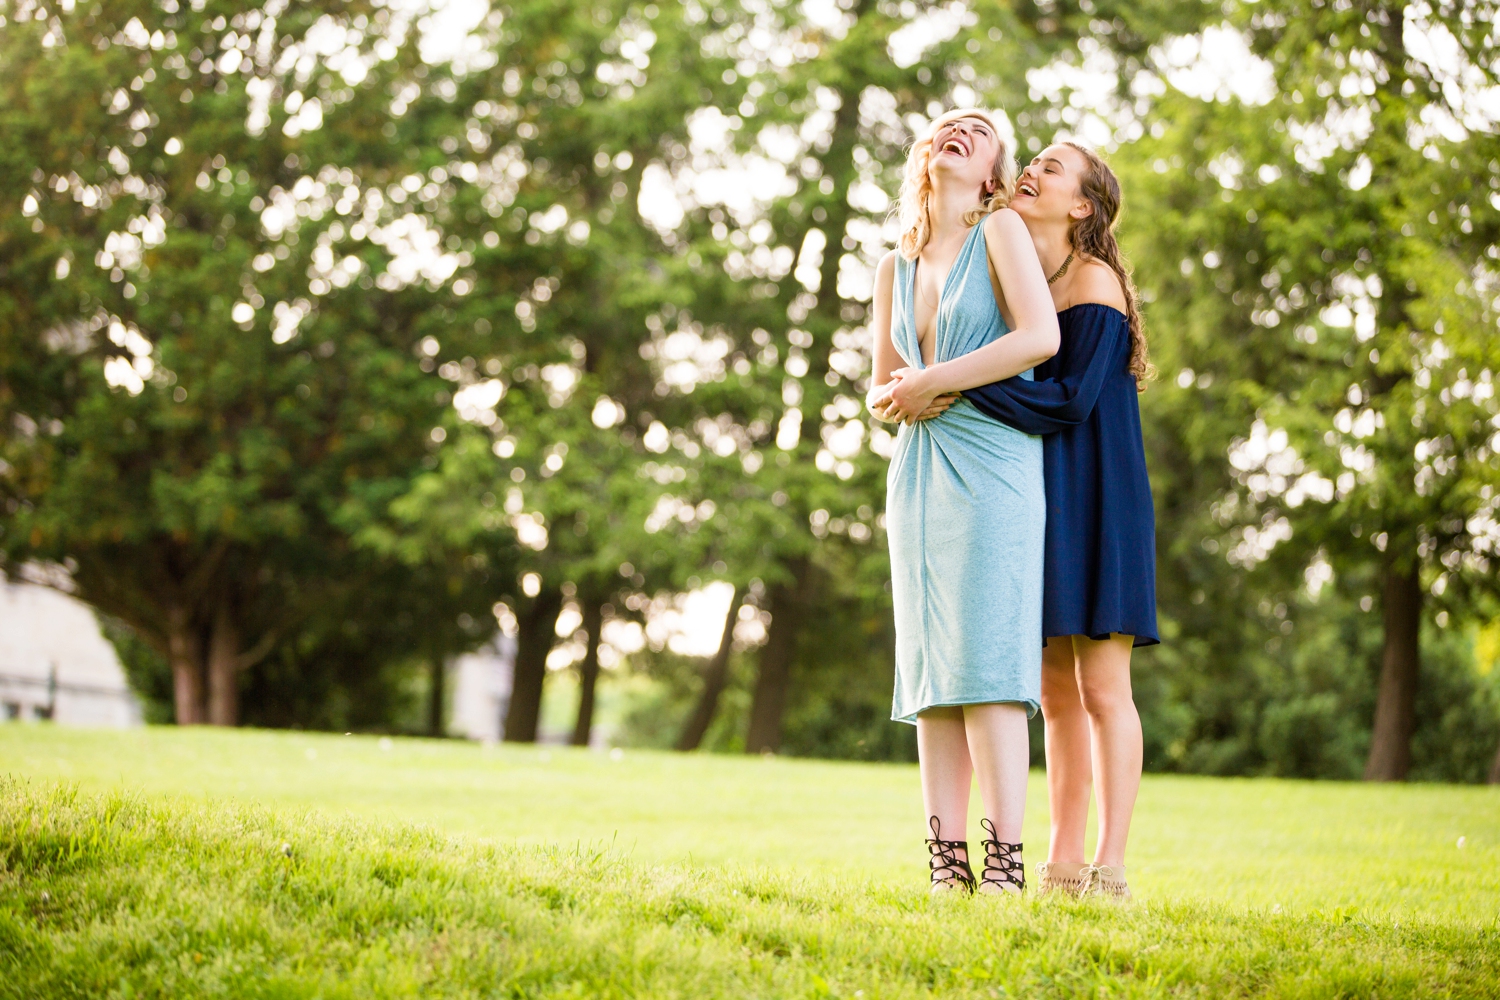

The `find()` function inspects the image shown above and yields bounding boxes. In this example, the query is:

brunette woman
[962,143,1158,900]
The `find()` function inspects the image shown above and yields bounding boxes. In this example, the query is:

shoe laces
[1078,864,1118,896]
[978,818,1024,893]
[925,816,975,893]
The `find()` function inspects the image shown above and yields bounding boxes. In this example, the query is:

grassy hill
[2,726,1498,997]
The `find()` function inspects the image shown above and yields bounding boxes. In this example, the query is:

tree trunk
[676,586,745,751]
[427,657,446,737]
[504,583,563,743]
[745,560,814,754]
[678,587,747,749]
[1364,561,1422,781]
[206,601,240,727]
[167,605,204,725]
[571,598,606,747]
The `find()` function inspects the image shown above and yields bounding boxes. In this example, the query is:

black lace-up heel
[978,819,1025,895]
[925,816,975,895]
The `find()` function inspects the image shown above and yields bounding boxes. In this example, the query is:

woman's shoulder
[1062,258,1128,314]
[981,207,1026,239]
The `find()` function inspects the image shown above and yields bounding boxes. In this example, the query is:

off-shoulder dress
[963,303,1158,647]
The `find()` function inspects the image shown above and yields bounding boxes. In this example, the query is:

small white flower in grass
[281,843,293,857]
[378,737,393,752]
[609,747,625,761]
[1457,836,1466,849]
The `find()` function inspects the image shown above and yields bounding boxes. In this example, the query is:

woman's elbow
[1032,326,1060,365]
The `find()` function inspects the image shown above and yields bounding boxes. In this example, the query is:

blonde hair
[897,108,1016,261]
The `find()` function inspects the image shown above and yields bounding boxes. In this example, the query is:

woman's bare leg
[963,702,1030,844]
[916,706,972,858]
[1074,634,1140,867]
[1040,636,1091,863]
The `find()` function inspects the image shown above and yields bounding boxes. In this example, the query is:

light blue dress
[886,223,1045,723]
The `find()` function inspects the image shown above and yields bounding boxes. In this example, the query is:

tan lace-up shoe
[1078,864,1131,900]
[1035,861,1089,896]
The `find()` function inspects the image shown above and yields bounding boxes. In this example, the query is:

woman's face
[1011,143,1089,225]
[927,116,1001,196]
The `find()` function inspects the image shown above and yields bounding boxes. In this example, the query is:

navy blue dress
[963,303,1159,647]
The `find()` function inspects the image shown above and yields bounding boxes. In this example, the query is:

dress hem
[892,697,1040,725]
[1042,631,1160,649]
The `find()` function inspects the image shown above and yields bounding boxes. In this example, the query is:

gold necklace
[1047,250,1075,285]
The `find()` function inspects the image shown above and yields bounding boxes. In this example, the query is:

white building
[0,572,142,727]
[448,633,516,741]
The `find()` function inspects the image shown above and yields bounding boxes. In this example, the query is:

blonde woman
[868,110,1058,894]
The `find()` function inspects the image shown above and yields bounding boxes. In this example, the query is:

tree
[0,0,513,724]
[356,0,770,743]
[674,584,742,750]
[637,0,1209,751]
[1119,0,1500,779]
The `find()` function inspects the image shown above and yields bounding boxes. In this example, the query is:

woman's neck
[1026,220,1073,278]
[926,179,980,245]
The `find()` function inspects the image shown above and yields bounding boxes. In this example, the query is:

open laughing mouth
[1016,179,1038,197]
[938,135,971,157]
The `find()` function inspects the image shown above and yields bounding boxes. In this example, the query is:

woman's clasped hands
[868,367,961,424]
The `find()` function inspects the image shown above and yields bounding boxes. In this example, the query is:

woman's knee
[1077,673,1132,719]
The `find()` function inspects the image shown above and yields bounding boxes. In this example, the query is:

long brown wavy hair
[1062,142,1153,390]
[897,109,1016,261]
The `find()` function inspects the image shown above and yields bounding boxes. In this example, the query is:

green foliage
[1411,625,1500,785]
[96,615,171,725]
[1,0,1497,776]
[617,648,755,751]
[1100,0,1500,779]
[0,0,515,724]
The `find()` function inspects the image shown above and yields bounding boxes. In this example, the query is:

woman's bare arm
[923,210,1058,389]
[867,251,959,423]
[869,251,901,397]
[883,210,1059,421]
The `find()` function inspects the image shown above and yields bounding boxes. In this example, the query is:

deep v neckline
[909,224,982,370]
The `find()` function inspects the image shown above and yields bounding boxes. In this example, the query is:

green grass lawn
[3,725,1499,997]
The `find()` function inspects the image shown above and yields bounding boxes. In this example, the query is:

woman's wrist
[911,364,945,396]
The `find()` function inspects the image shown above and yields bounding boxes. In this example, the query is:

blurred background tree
[2,0,1497,780]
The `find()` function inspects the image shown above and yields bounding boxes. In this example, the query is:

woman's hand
[872,372,960,423]
[917,392,961,420]
[882,368,947,423]
[867,379,900,422]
